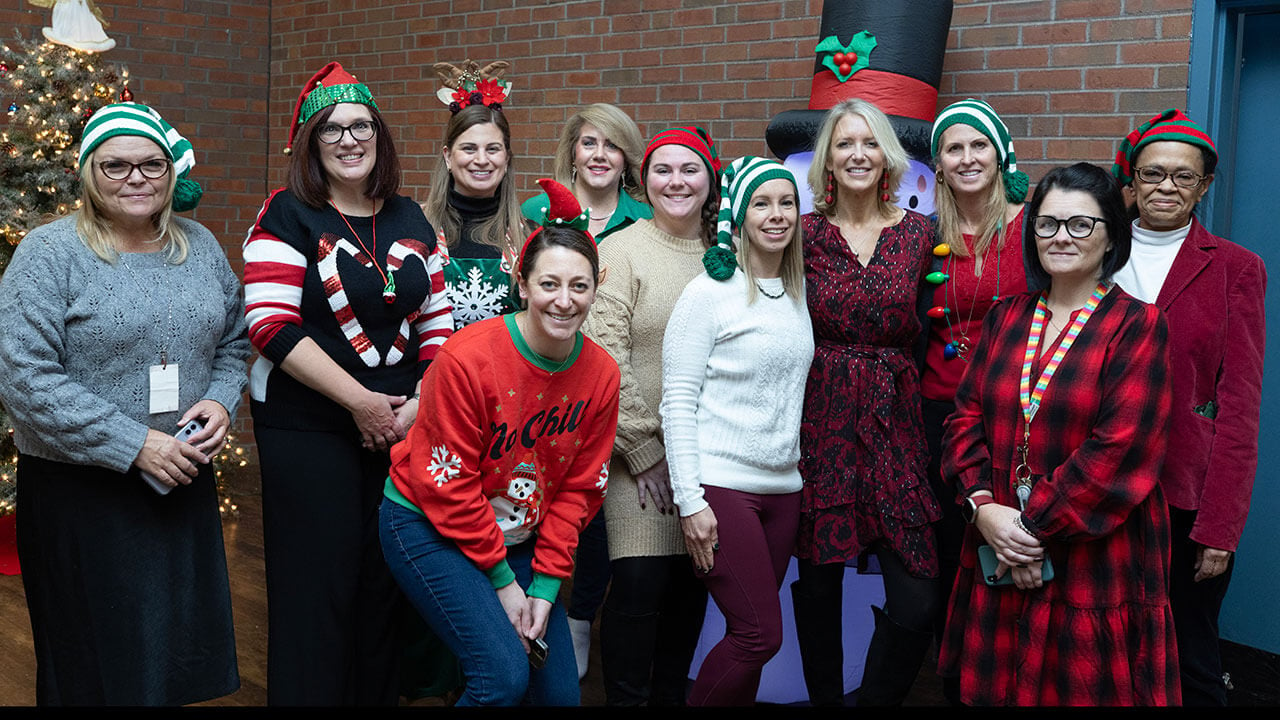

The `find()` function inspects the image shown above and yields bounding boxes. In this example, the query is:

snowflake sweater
[242,189,452,432]
[437,189,522,329]
[385,314,621,601]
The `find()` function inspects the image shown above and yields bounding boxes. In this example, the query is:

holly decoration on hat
[816,31,877,83]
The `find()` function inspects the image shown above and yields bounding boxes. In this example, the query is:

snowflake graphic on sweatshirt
[426,444,462,487]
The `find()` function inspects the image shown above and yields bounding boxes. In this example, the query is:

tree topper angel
[32,0,116,53]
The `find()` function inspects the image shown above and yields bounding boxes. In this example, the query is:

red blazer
[1153,218,1266,552]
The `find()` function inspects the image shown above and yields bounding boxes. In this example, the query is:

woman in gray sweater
[0,102,248,706]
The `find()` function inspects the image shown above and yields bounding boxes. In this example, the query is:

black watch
[961,494,995,524]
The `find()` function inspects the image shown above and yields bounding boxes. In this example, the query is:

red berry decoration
[839,63,852,74]
[832,52,846,64]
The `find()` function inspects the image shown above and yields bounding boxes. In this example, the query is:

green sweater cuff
[486,559,516,590]
[527,572,562,603]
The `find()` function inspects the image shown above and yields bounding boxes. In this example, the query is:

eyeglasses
[318,120,377,144]
[1032,215,1106,239]
[1134,166,1205,188]
[98,159,170,180]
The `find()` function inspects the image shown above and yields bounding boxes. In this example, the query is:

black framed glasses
[1135,165,1205,188]
[98,159,170,180]
[318,120,377,144]
[1032,215,1106,239]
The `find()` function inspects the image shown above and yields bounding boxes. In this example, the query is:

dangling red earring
[824,172,834,205]
[880,173,890,202]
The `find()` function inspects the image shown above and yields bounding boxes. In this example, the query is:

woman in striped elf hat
[659,156,813,705]
[0,100,248,705]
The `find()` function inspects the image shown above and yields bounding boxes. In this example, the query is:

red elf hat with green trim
[282,61,378,155]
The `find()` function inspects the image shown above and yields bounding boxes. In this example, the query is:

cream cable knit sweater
[582,218,707,559]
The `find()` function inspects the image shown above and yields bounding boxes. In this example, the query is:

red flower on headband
[451,88,472,107]
[476,78,508,105]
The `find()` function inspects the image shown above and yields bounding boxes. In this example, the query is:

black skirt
[15,454,239,706]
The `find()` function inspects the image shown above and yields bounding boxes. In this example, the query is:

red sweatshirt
[386,314,620,600]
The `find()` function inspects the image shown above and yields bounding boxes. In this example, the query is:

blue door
[1218,9,1280,654]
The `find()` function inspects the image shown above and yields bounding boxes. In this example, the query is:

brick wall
[266,0,1193,196]
[941,0,1193,182]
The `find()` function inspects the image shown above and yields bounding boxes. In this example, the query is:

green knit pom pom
[1004,170,1029,204]
[172,178,203,212]
[702,245,737,281]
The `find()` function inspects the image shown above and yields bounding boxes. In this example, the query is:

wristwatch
[961,494,995,524]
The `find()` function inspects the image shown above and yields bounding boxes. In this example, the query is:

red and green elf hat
[283,62,378,155]
[519,178,590,277]
[1112,108,1217,186]
[642,126,722,178]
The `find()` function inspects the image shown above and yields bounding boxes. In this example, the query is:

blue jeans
[379,500,579,706]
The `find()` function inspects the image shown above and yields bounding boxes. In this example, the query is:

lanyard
[1014,281,1109,505]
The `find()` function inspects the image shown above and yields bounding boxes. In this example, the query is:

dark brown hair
[519,226,600,284]
[286,103,402,208]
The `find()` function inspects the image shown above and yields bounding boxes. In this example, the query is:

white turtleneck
[1112,219,1191,303]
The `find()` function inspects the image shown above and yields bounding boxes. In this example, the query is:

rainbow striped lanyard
[1013,281,1109,503]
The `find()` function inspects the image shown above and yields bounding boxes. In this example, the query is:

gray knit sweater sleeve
[0,216,249,473]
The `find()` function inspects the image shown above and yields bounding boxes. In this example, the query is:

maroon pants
[688,486,802,706]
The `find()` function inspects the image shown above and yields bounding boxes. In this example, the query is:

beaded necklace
[926,224,1004,362]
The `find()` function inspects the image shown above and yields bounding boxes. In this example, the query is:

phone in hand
[140,419,206,495]
[978,544,1055,586]
[528,636,548,670]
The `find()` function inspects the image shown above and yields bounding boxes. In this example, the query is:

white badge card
[149,363,180,414]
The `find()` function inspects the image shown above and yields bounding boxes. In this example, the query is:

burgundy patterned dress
[796,210,942,577]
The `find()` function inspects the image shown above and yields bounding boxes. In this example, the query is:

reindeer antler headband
[433,59,512,114]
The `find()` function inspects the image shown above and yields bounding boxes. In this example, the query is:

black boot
[855,605,934,706]
[599,605,659,706]
[790,579,845,706]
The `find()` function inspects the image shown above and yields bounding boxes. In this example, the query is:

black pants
[600,554,708,705]
[256,421,403,706]
[1169,507,1234,706]
[922,397,965,641]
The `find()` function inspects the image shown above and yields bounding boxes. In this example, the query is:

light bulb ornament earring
[824,171,834,205]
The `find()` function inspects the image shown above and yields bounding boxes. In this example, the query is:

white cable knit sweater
[660,271,814,517]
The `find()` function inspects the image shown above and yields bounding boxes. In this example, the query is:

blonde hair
[75,151,189,264]
[933,167,1010,259]
[737,220,805,304]
[553,103,646,204]
[807,98,909,219]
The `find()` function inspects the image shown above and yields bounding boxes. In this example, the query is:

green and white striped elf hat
[705,155,798,281]
[930,98,1029,204]
[79,102,202,212]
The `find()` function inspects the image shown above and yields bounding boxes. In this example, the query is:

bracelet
[1013,514,1031,537]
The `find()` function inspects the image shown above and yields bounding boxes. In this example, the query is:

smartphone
[977,544,1054,586]
[528,636,548,670]
[140,419,206,495]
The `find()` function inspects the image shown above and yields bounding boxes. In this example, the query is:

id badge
[149,363,180,414]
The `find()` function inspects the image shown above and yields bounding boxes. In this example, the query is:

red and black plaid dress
[796,210,941,576]
[938,288,1180,706]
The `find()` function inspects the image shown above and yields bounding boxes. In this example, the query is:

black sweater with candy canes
[242,188,453,432]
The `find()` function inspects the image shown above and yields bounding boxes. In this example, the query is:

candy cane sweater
[242,188,453,431]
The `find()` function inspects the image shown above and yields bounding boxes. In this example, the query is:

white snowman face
[508,476,536,501]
